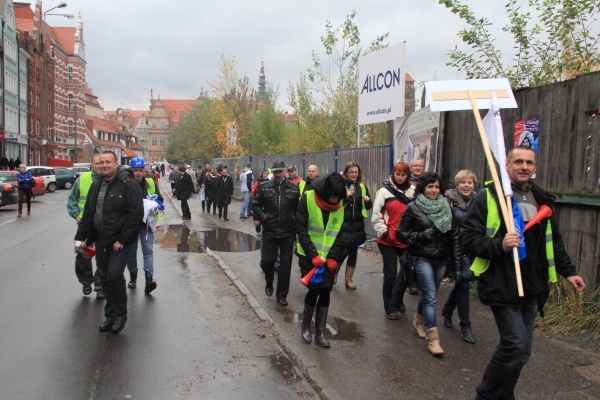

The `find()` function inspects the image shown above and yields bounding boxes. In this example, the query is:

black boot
[462,327,476,343]
[301,304,315,344]
[128,272,137,289]
[144,273,157,294]
[442,307,453,328]
[315,307,330,348]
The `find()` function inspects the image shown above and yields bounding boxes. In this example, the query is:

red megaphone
[300,266,319,287]
[524,205,553,232]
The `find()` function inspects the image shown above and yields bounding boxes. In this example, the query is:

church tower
[257,61,266,102]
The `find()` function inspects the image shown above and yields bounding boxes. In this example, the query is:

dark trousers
[206,194,217,214]
[75,252,102,290]
[180,198,191,219]
[378,243,406,314]
[260,235,294,300]
[18,188,32,213]
[218,203,229,219]
[443,279,471,329]
[95,236,132,318]
[476,295,537,400]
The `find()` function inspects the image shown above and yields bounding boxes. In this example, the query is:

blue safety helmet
[130,157,145,168]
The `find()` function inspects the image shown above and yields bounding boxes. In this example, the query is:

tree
[288,11,390,150]
[245,87,287,155]
[440,0,600,88]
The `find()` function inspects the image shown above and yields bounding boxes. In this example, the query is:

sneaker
[96,289,105,299]
[82,284,92,295]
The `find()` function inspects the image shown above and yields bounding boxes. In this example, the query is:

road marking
[0,219,16,227]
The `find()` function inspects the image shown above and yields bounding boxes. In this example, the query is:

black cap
[271,159,286,172]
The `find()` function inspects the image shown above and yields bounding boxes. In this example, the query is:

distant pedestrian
[204,167,217,214]
[216,166,234,221]
[287,165,302,185]
[199,164,210,212]
[0,154,8,170]
[126,157,162,294]
[298,165,319,198]
[75,150,144,334]
[296,173,346,347]
[239,163,253,219]
[251,170,269,235]
[175,164,194,221]
[160,163,165,177]
[252,159,299,306]
[169,166,180,193]
[8,158,15,170]
[371,162,415,320]
[16,164,35,217]
[14,157,21,168]
[336,161,372,289]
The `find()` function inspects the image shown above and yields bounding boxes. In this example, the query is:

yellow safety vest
[78,172,93,217]
[298,180,308,198]
[470,188,557,282]
[144,177,162,222]
[296,190,344,258]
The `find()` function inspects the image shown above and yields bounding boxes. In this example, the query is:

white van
[26,166,58,192]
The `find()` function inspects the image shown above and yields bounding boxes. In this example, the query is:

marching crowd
[33,144,585,400]
[245,148,585,399]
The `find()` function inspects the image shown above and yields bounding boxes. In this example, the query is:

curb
[160,179,337,400]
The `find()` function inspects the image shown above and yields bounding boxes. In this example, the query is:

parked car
[26,166,57,192]
[0,173,18,207]
[2,171,46,196]
[54,167,80,189]
[70,166,90,174]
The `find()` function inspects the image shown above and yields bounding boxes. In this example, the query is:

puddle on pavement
[268,353,300,383]
[284,309,365,342]
[156,224,261,253]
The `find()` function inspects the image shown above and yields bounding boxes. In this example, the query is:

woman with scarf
[371,162,415,320]
[16,164,35,217]
[336,161,372,289]
[441,170,478,343]
[396,172,461,357]
[297,172,347,348]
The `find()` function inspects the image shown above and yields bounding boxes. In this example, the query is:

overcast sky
[42,0,512,112]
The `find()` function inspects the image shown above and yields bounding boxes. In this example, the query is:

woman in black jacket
[396,172,461,357]
[204,167,217,215]
[337,161,372,289]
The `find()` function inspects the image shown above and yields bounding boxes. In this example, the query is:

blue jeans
[126,226,155,277]
[240,191,251,217]
[476,295,538,400]
[413,256,446,328]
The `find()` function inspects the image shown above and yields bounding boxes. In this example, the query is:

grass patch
[537,279,600,340]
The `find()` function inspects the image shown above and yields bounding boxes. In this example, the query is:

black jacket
[396,201,462,272]
[75,170,143,250]
[338,181,372,247]
[252,178,299,238]
[175,172,194,200]
[216,174,234,205]
[461,182,577,309]
[204,173,216,196]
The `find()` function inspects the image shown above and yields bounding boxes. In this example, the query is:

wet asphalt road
[0,189,317,399]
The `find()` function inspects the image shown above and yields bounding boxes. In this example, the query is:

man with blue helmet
[125,157,163,294]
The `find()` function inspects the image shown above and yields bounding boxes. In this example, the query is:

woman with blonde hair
[441,169,478,343]
[16,164,35,217]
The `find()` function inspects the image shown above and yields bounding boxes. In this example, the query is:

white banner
[358,42,405,125]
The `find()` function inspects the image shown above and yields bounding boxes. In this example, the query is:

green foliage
[288,10,390,150]
[440,0,600,88]
[245,87,288,155]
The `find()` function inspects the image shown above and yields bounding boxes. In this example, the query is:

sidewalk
[158,177,600,400]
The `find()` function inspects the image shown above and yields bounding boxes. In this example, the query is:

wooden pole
[467,90,524,297]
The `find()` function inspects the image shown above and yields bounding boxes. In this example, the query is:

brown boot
[425,327,445,357]
[345,266,357,290]
[413,313,427,339]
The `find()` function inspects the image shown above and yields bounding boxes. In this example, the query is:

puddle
[156,224,261,253]
[268,353,300,383]
[289,310,366,342]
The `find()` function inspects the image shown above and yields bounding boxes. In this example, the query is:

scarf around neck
[314,192,341,211]
[415,193,453,233]
[445,188,475,211]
